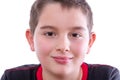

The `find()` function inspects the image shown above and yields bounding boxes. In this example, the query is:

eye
[70,33,82,38]
[44,32,56,37]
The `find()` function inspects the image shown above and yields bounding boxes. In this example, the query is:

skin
[26,3,96,80]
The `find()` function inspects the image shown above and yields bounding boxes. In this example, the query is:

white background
[0,0,120,77]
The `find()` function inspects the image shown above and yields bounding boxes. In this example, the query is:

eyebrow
[40,25,87,31]
[71,26,87,31]
[40,25,57,30]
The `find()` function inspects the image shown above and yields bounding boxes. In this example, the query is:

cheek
[71,41,89,56]
[34,38,54,57]
[71,41,89,65]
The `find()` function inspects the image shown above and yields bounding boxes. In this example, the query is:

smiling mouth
[52,56,73,64]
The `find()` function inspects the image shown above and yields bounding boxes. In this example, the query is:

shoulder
[87,63,120,80]
[88,63,118,72]
[5,64,40,74]
[1,64,40,80]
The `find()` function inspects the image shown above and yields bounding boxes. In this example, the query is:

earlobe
[89,32,96,47]
[26,29,35,51]
[87,32,96,54]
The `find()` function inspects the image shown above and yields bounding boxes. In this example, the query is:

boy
[1,0,120,80]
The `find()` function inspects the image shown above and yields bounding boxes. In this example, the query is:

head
[26,0,96,79]
[29,0,93,34]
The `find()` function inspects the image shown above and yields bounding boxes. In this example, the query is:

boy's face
[26,3,95,76]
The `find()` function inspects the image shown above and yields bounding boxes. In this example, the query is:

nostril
[56,46,70,53]
[55,36,70,52]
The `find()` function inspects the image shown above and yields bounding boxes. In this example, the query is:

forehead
[37,3,88,31]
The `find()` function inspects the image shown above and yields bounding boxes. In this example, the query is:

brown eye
[71,33,81,38]
[44,32,56,37]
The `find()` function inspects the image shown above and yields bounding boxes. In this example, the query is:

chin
[51,66,73,76]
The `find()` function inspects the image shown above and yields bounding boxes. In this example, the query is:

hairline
[30,1,93,35]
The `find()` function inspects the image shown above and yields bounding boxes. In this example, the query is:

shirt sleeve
[0,71,8,80]
[88,64,120,80]
[0,65,38,80]
[109,67,120,80]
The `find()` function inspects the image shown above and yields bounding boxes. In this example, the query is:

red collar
[81,63,88,80]
[36,63,88,80]
[36,65,42,80]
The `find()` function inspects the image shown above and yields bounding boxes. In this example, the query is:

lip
[52,56,72,64]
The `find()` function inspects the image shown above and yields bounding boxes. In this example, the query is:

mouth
[52,56,73,64]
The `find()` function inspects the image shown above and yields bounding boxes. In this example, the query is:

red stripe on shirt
[81,63,88,80]
[37,63,88,80]
[36,65,43,80]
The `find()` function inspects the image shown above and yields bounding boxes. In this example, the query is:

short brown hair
[29,0,93,34]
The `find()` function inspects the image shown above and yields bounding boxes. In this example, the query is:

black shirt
[1,63,120,80]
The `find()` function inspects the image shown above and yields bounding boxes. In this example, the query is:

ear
[26,29,35,51]
[87,32,96,54]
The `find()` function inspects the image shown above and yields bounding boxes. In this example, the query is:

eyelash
[43,32,56,37]
[43,32,82,38]
[70,33,82,38]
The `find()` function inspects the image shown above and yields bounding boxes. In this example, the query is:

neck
[42,67,82,80]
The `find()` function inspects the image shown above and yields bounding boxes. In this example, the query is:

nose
[55,35,70,53]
